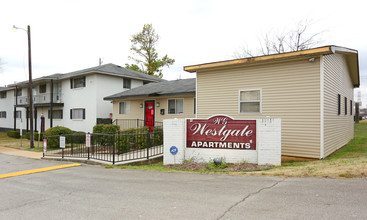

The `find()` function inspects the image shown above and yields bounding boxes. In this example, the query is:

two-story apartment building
[0,63,163,133]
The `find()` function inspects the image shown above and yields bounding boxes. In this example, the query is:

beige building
[184,46,359,159]
[104,78,196,129]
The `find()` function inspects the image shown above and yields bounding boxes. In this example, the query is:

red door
[145,101,155,130]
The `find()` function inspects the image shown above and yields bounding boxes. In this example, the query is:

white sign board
[86,133,91,148]
[20,119,23,136]
[43,139,47,153]
[60,136,65,149]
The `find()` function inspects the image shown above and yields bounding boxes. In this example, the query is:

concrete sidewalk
[0,146,43,159]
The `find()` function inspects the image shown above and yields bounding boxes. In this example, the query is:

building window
[53,82,62,101]
[16,89,22,96]
[39,84,46,93]
[168,99,184,114]
[48,110,63,119]
[0,91,6,99]
[240,89,261,113]
[70,108,85,119]
[70,76,86,89]
[344,97,347,115]
[350,100,353,115]
[123,79,131,89]
[337,94,341,115]
[16,111,22,118]
[119,102,130,114]
[0,111,6,118]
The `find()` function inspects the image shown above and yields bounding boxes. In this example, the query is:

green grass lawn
[326,121,367,160]
[112,121,367,178]
[2,120,367,178]
[0,132,44,152]
[259,120,367,178]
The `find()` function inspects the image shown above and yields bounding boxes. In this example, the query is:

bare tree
[287,20,324,52]
[235,19,324,58]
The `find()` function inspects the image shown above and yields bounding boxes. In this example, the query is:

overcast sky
[1,0,366,106]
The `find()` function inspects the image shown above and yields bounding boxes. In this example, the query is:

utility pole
[27,25,34,148]
[14,24,34,148]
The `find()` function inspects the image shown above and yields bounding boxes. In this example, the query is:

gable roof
[0,86,15,92]
[184,45,360,87]
[9,63,164,87]
[104,78,196,100]
[58,63,165,82]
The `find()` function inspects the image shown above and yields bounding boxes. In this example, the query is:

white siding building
[0,63,163,133]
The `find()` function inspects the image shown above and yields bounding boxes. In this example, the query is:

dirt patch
[247,158,367,178]
[165,161,274,172]
[282,156,316,162]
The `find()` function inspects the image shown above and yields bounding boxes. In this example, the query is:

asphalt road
[1,153,366,220]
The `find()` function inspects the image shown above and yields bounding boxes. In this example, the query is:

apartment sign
[186,115,256,150]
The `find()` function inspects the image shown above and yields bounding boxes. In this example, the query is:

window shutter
[70,109,73,119]
[338,94,341,115]
[70,79,73,89]
[82,109,86,119]
[83,76,86,87]
[345,97,347,115]
[61,110,63,119]
[350,100,353,115]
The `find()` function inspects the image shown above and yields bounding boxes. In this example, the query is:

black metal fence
[113,119,163,130]
[43,127,163,164]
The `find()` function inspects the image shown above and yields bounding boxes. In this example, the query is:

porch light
[140,103,143,108]
[156,102,160,107]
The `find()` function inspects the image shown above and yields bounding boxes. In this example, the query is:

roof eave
[184,46,333,73]
[104,91,196,101]
[60,70,161,82]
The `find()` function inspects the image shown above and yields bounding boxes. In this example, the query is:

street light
[13,25,34,148]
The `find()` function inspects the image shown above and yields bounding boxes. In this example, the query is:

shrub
[103,124,120,133]
[93,124,105,134]
[115,127,163,153]
[44,126,73,148]
[93,124,120,134]
[71,131,86,144]
[92,124,120,146]
[25,132,43,141]
[7,130,20,139]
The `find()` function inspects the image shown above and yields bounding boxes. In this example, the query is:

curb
[42,155,163,166]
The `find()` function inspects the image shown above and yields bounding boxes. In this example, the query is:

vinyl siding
[113,95,195,122]
[197,58,321,158]
[323,54,354,157]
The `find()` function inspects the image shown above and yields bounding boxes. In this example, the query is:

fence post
[87,132,90,160]
[43,137,45,158]
[116,131,121,156]
[113,133,116,165]
[147,131,151,160]
[71,135,74,155]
